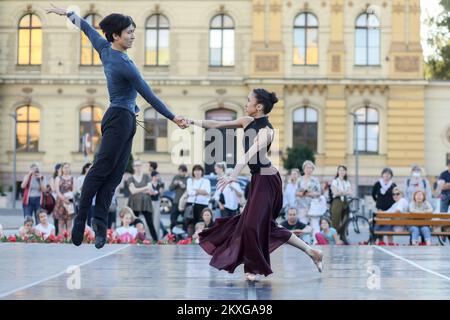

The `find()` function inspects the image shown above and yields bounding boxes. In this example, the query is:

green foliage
[282,146,315,174]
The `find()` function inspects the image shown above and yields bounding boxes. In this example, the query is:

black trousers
[77,107,136,228]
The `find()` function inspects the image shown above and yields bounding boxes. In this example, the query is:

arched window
[80,14,102,65]
[293,107,318,152]
[18,13,42,65]
[355,106,379,153]
[16,105,40,152]
[355,13,380,65]
[293,13,318,65]
[209,14,235,66]
[79,106,103,153]
[145,14,170,66]
[144,108,168,152]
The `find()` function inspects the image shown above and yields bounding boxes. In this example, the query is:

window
[16,105,40,152]
[355,13,380,65]
[209,14,235,66]
[145,14,170,66]
[293,107,318,152]
[79,106,103,153]
[293,13,318,65]
[81,14,102,65]
[355,106,379,153]
[18,14,42,65]
[144,108,168,152]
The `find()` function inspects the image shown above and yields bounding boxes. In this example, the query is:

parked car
[160,174,249,214]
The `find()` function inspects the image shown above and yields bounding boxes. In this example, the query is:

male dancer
[46,5,188,248]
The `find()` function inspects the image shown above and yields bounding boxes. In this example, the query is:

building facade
[0,0,448,195]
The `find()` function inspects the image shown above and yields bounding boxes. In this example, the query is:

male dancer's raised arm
[46,4,109,57]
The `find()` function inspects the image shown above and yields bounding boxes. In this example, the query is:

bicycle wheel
[341,215,371,245]
[438,235,450,246]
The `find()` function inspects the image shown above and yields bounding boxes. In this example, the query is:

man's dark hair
[150,161,158,171]
[178,164,188,172]
[81,162,92,175]
[99,13,136,42]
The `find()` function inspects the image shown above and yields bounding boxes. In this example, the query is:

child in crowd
[114,207,143,242]
[315,217,342,245]
[34,209,56,240]
[19,216,35,239]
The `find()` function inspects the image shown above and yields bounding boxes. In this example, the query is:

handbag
[184,179,204,220]
[41,191,56,214]
[308,196,327,217]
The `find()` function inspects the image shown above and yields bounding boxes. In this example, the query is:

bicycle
[338,197,371,245]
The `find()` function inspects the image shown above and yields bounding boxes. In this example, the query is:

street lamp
[8,113,18,209]
[349,112,360,199]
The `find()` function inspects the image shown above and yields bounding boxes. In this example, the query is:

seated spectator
[315,217,342,245]
[193,208,215,243]
[34,209,56,240]
[19,217,35,239]
[118,206,146,241]
[382,187,409,235]
[280,207,312,239]
[408,190,433,246]
[114,207,139,243]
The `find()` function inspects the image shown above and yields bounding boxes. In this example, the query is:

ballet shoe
[92,220,107,249]
[245,273,258,282]
[71,216,86,246]
[310,249,324,273]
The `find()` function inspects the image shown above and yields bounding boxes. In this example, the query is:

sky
[420,0,446,59]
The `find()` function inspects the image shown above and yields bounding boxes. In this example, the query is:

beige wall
[0,0,438,193]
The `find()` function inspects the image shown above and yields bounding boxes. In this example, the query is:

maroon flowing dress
[199,116,292,276]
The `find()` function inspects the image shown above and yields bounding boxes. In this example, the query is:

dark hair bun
[269,92,278,104]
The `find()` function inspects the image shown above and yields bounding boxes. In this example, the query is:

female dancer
[46,5,187,248]
[187,89,323,281]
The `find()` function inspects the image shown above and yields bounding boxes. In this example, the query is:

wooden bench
[372,212,450,244]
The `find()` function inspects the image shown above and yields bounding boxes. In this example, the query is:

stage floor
[1,243,449,300]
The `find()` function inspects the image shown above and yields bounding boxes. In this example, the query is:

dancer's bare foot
[245,273,258,282]
[310,249,323,273]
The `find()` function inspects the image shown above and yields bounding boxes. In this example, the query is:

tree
[425,0,450,80]
[282,145,315,174]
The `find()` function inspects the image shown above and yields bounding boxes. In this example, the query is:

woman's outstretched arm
[46,4,109,57]
[187,116,253,129]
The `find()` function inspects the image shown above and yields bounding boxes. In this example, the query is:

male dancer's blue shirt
[67,12,175,120]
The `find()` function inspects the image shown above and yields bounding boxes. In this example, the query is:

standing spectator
[280,207,312,240]
[185,165,211,237]
[21,163,46,223]
[18,216,35,239]
[169,164,188,231]
[404,165,433,209]
[35,209,56,240]
[0,224,3,239]
[315,217,342,245]
[49,163,62,234]
[330,165,352,237]
[296,161,322,224]
[127,160,158,241]
[296,161,322,243]
[75,162,93,226]
[53,163,75,236]
[107,190,119,229]
[372,168,397,245]
[437,159,450,213]
[149,171,164,238]
[213,162,226,219]
[408,190,433,246]
[214,168,243,218]
[282,169,300,217]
